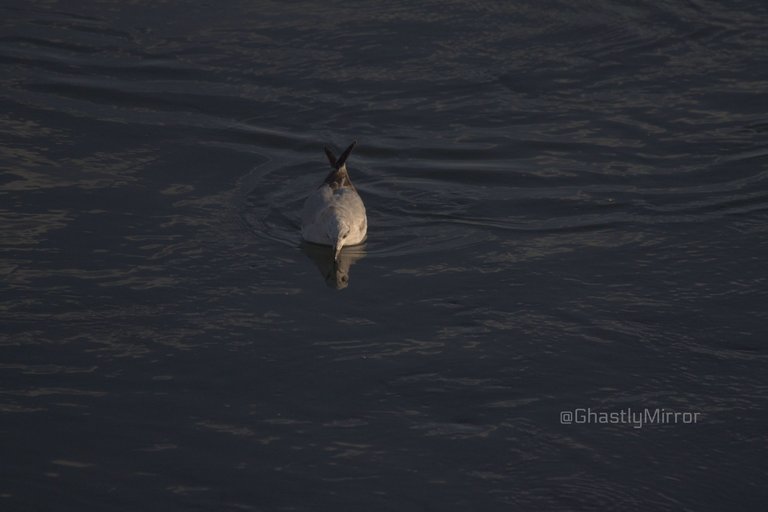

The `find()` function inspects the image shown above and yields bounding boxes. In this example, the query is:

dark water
[2,0,768,510]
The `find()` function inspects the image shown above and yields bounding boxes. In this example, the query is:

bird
[301,141,367,261]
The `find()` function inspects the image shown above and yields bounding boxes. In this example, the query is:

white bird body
[301,142,367,260]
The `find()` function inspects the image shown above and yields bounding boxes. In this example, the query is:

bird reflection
[301,241,366,289]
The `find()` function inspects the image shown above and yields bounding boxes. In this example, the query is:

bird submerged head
[333,228,350,262]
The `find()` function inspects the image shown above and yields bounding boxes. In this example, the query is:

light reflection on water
[301,242,367,290]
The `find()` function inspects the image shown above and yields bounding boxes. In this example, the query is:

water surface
[2,1,768,510]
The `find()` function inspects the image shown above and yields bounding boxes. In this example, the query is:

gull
[301,141,367,260]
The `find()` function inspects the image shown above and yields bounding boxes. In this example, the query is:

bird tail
[323,141,357,169]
